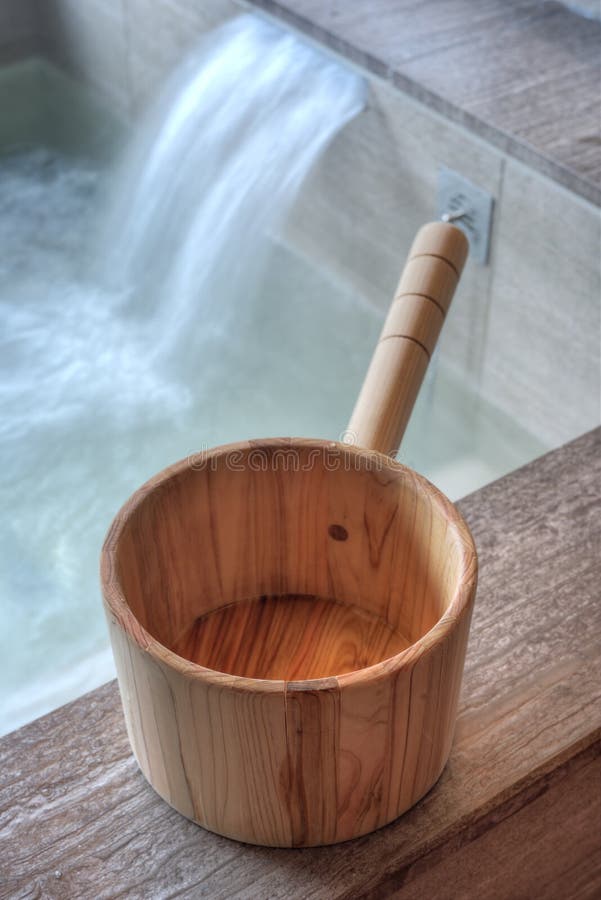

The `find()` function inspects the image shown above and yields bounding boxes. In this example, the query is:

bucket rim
[101,436,478,693]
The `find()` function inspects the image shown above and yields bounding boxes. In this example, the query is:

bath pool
[1,56,548,736]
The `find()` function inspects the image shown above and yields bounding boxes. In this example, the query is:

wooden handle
[347,222,469,456]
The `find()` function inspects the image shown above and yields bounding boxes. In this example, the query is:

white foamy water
[0,16,366,735]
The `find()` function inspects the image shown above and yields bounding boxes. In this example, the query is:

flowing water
[101,15,365,369]
[0,16,366,734]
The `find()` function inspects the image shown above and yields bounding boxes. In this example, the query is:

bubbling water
[0,15,365,734]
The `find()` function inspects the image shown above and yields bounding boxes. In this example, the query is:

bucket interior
[111,443,468,681]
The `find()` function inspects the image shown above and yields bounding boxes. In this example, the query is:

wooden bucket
[101,222,477,847]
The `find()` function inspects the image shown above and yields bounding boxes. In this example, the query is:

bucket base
[173,593,410,681]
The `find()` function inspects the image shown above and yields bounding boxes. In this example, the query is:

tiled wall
[125,0,239,111]
[31,0,240,119]
[482,159,600,446]
[3,0,599,448]
[284,76,601,448]
[0,0,38,62]
[35,0,130,117]
[282,78,504,397]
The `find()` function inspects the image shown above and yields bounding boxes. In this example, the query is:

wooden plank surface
[389,742,601,900]
[1,428,600,899]
[248,0,601,205]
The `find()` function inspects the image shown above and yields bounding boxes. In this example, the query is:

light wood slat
[348,222,467,455]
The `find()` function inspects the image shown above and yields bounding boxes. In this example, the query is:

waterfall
[102,14,365,366]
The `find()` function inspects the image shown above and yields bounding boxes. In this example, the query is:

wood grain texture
[348,222,468,455]
[101,438,477,846]
[248,0,601,204]
[1,428,599,898]
[388,742,601,900]
[174,594,410,680]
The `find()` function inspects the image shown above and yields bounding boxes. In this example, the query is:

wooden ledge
[248,0,601,206]
[1,429,600,898]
